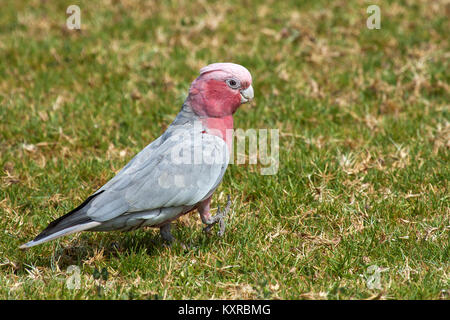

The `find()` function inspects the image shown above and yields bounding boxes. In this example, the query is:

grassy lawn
[0,0,448,299]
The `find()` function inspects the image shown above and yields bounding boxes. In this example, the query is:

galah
[19,63,254,249]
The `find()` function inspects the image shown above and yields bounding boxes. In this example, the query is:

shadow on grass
[18,229,162,271]
[22,224,219,270]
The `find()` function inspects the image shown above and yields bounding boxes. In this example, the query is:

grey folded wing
[86,129,230,224]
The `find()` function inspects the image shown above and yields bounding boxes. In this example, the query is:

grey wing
[85,130,229,222]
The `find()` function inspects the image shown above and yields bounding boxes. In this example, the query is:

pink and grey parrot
[20,63,254,249]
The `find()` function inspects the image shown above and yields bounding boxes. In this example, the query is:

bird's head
[187,63,253,117]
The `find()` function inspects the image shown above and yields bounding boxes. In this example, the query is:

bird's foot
[160,223,188,250]
[203,195,232,237]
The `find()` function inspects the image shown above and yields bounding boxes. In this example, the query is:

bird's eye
[226,78,240,89]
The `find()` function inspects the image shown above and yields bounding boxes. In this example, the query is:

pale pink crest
[199,62,252,88]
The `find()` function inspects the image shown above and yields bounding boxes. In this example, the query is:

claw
[203,195,232,236]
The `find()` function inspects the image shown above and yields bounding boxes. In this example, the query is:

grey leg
[160,223,188,249]
[202,195,232,237]
[160,223,175,245]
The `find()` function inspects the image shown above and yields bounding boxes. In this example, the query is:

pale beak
[240,85,254,104]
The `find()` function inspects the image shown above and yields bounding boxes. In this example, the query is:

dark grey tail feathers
[33,190,105,242]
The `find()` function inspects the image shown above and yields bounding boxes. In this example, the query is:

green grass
[0,0,448,299]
